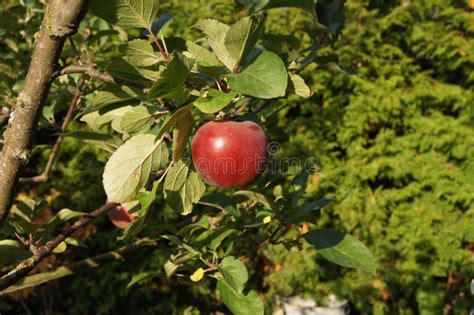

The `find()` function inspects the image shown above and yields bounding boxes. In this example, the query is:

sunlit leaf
[90,0,160,29]
[194,19,234,70]
[288,73,312,98]
[186,41,222,67]
[103,134,168,202]
[224,15,264,70]
[64,131,123,153]
[217,280,264,315]
[164,161,206,215]
[190,268,205,282]
[226,51,287,99]
[148,53,192,102]
[172,110,194,162]
[120,105,156,132]
[219,256,248,294]
[193,89,237,114]
[120,39,162,67]
[304,229,376,275]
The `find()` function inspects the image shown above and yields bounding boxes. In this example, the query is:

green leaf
[45,209,87,228]
[151,12,173,35]
[172,110,194,162]
[154,104,193,139]
[239,0,315,14]
[119,105,156,133]
[126,272,159,291]
[163,260,179,278]
[194,19,234,70]
[120,39,162,67]
[186,41,222,67]
[64,131,123,153]
[54,209,87,221]
[237,0,270,14]
[292,197,332,222]
[93,85,141,110]
[52,241,67,254]
[304,229,376,275]
[164,161,206,215]
[0,240,28,267]
[316,0,345,37]
[224,15,264,70]
[219,256,248,294]
[65,237,81,247]
[11,199,47,234]
[288,73,312,98]
[16,199,48,221]
[83,105,143,134]
[192,228,238,251]
[217,280,264,315]
[89,0,160,29]
[199,193,240,217]
[193,89,237,114]
[80,111,102,131]
[209,229,238,251]
[266,0,315,11]
[120,180,161,239]
[226,51,287,99]
[234,190,274,210]
[148,53,192,102]
[103,134,169,202]
[107,58,161,83]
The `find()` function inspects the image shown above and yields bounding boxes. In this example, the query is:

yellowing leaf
[190,267,205,282]
[172,111,194,162]
[262,216,272,224]
[52,241,67,254]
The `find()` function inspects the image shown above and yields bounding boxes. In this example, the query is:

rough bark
[0,0,88,224]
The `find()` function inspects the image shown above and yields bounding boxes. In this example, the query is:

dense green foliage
[266,1,474,313]
[0,0,473,314]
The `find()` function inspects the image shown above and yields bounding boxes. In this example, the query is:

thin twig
[257,226,283,249]
[55,64,149,89]
[0,202,118,291]
[253,99,272,114]
[19,297,32,315]
[20,37,85,183]
[231,99,250,117]
[19,78,84,183]
[0,238,158,296]
[146,27,170,61]
[68,36,83,65]
[318,32,328,47]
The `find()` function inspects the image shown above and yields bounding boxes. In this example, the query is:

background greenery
[0,0,473,314]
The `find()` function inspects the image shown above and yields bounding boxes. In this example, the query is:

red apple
[191,120,267,188]
[107,203,135,229]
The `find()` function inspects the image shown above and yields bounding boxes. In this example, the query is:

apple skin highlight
[191,120,268,189]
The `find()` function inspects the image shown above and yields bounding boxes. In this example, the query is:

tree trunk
[0,0,88,223]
